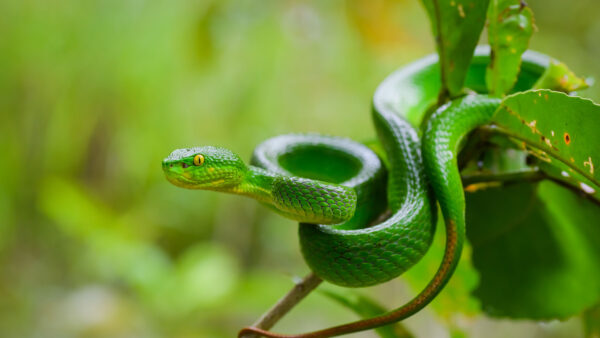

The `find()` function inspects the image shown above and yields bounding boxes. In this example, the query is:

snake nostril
[182,163,189,169]
[170,163,173,168]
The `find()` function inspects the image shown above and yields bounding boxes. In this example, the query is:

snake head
[162,146,247,190]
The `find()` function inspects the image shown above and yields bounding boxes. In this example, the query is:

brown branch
[461,170,545,186]
[239,273,323,338]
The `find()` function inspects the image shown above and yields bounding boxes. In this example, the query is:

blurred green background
[1,0,599,337]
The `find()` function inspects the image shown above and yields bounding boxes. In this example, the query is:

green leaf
[319,288,413,338]
[486,0,534,96]
[533,60,590,92]
[466,181,600,319]
[493,89,600,199]
[420,0,491,98]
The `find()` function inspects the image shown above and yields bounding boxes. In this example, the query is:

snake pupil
[194,154,205,166]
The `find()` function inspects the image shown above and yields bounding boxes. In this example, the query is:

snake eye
[193,154,205,166]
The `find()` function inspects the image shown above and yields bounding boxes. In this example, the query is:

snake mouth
[164,171,205,189]
[162,160,199,188]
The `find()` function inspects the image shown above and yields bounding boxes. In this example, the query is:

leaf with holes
[420,0,491,98]
[466,181,600,319]
[486,0,534,96]
[493,89,600,198]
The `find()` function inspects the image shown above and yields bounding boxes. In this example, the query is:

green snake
[162,47,550,337]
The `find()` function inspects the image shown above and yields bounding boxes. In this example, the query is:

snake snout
[161,159,177,171]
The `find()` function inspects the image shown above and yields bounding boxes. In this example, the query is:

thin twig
[462,170,545,186]
[239,273,323,338]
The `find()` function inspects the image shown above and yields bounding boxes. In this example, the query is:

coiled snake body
[163,48,550,337]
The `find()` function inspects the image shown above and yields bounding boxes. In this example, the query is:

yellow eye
[193,154,205,166]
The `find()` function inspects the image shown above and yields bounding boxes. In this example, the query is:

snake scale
[163,48,550,337]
